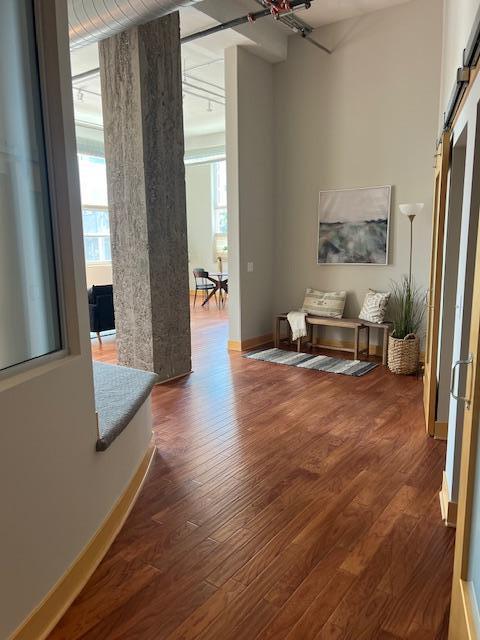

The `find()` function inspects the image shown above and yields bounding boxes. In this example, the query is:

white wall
[226,46,276,343]
[440,0,480,120]
[272,0,442,346]
[185,131,225,154]
[86,262,113,287]
[185,162,221,290]
[0,3,151,637]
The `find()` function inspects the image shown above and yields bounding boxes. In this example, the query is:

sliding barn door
[423,131,451,436]
[448,202,480,639]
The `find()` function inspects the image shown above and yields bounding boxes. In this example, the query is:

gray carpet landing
[245,348,378,377]
[93,361,158,451]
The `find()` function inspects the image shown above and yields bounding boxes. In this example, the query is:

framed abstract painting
[317,185,391,265]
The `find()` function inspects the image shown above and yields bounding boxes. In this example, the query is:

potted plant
[387,276,425,375]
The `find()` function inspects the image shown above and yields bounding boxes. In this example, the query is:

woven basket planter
[388,333,419,375]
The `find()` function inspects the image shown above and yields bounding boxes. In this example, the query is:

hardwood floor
[49,304,454,639]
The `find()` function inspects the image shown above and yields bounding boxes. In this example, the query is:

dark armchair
[88,284,115,343]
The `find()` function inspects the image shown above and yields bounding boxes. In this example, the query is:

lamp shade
[399,203,424,217]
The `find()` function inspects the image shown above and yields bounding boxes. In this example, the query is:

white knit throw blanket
[287,311,307,341]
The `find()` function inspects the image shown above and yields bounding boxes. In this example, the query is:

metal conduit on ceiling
[68,0,204,49]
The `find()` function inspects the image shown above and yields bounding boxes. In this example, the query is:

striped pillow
[359,289,390,323]
[302,288,346,318]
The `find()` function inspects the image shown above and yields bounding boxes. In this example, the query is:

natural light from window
[213,159,228,261]
[78,154,111,264]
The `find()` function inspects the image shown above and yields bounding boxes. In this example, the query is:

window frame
[82,204,112,265]
[212,160,228,260]
[0,0,73,382]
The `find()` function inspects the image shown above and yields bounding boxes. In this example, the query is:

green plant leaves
[389,276,425,339]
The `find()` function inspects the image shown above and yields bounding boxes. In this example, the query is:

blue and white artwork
[317,186,391,265]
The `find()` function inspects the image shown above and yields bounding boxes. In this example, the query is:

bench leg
[354,326,359,360]
[297,337,301,353]
[274,317,280,348]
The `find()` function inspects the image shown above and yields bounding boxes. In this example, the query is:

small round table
[203,272,228,307]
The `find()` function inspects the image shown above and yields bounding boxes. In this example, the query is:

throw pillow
[358,289,390,324]
[302,288,346,318]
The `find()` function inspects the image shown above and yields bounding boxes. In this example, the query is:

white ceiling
[202,0,413,29]
[71,6,231,140]
[70,0,415,140]
[294,0,412,27]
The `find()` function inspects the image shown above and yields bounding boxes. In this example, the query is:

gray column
[99,12,191,381]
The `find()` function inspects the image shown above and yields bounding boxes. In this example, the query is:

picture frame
[317,185,391,265]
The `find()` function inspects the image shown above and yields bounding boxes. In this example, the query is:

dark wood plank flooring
[49,303,454,639]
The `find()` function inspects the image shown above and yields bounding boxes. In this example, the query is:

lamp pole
[408,213,415,289]
[400,203,424,289]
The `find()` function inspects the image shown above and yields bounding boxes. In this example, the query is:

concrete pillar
[99,12,191,381]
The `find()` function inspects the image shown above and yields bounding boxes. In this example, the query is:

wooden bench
[358,319,392,365]
[275,314,392,365]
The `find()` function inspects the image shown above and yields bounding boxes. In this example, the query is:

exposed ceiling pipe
[72,67,225,107]
[68,0,204,49]
[182,80,224,99]
[253,0,331,53]
[181,0,331,54]
[180,6,279,44]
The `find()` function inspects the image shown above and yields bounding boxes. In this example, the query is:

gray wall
[272,0,442,346]
[226,46,275,343]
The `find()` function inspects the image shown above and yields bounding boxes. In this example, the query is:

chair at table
[192,268,217,307]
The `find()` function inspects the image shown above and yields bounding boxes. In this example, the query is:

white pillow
[302,288,346,318]
[359,289,390,323]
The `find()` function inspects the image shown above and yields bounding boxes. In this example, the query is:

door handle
[450,354,474,408]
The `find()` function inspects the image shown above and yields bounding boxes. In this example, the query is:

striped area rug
[245,348,378,377]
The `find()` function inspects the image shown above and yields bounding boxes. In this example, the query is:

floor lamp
[399,203,424,287]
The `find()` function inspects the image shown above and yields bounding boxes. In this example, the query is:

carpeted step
[93,361,158,451]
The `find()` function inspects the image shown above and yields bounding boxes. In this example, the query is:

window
[213,159,227,233]
[0,0,62,371]
[82,208,111,263]
[77,154,111,264]
[212,160,228,259]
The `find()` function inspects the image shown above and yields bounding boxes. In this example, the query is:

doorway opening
[181,34,228,340]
